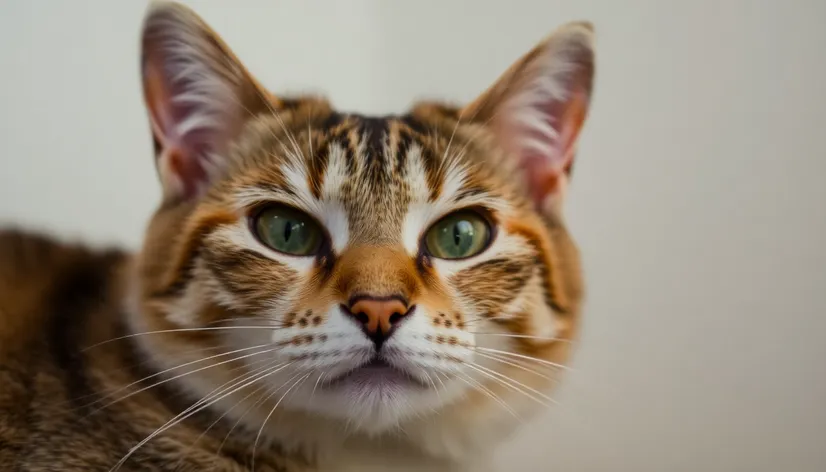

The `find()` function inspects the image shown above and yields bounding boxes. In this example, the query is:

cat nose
[344,296,412,349]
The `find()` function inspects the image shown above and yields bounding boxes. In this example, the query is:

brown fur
[0,2,595,471]
[0,231,294,470]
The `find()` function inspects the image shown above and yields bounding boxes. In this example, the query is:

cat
[0,2,594,471]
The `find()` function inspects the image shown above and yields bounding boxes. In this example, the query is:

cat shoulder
[0,229,126,355]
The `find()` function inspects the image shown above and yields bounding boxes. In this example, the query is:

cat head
[131,1,593,457]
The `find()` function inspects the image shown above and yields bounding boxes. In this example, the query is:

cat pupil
[454,221,473,247]
[283,221,293,242]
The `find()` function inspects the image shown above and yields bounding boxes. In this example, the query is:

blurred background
[1,1,825,471]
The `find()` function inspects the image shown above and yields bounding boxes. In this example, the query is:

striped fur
[0,2,595,471]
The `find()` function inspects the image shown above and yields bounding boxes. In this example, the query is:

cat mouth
[322,357,429,391]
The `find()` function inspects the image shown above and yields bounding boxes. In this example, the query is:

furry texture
[0,2,595,471]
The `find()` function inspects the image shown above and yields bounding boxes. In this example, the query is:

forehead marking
[321,142,348,201]
[401,158,469,255]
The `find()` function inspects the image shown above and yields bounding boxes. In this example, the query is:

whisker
[470,332,573,343]
[310,371,328,404]
[170,358,286,470]
[213,364,300,460]
[65,341,244,407]
[473,347,572,372]
[473,350,556,381]
[475,349,560,375]
[439,105,463,173]
[307,119,314,157]
[108,359,293,472]
[423,371,441,404]
[73,347,275,412]
[432,371,448,392]
[460,315,513,327]
[251,372,311,471]
[213,379,278,460]
[455,371,519,419]
[259,96,306,166]
[82,326,279,351]
[465,362,559,408]
[204,317,286,328]
[447,97,505,166]
[90,344,277,416]
[225,88,297,166]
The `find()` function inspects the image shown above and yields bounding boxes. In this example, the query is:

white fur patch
[321,142,350,201]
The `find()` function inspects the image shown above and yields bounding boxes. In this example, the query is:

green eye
[252,205,323,256]
[424,210,492,260]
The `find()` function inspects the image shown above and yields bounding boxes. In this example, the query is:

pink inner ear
[523,152,563,206]
[509,89,589,207]
[144,57,226,199]
[165,145,210,199]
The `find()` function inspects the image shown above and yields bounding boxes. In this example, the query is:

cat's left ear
[462,22,595,213]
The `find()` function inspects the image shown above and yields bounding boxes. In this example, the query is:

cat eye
[251,205,324,256]
[424,210,492,260]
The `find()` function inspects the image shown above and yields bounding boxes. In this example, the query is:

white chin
[283,368,436,433]
[319,376,429,433]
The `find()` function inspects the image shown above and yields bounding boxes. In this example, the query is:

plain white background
[2,1,825,471]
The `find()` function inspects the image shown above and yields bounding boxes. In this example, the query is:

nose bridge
[335,245,419,300]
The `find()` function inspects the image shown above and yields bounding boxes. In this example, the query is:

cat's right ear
[461,22,595,214]
[141,2,273,201]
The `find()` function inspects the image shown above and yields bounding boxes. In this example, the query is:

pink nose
[345,296,411,349]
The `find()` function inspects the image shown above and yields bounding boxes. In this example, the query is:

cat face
[132,1,593,447]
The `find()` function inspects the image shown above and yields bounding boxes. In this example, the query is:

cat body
[0,2,595,471]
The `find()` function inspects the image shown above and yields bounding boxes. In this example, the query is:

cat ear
[141,2,272,201]
[462,22,595,213]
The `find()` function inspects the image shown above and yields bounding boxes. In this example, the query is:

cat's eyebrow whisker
[472,347,572,372]
[453,94,507,159]
[463,362,559,409]
[473,350,557,381]
[81,326,282,351]
[307,119,314,157]
[90,344,279,416]
[227,89,297,165]
[251,372,312,471]
[259,96,307,166]
[439,105,463,173]
[108,359,294,472]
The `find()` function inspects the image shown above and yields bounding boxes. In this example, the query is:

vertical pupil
[283,220,293,242]
[451,220,473,249]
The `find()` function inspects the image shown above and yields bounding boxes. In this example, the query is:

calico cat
[0,2,594,471]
